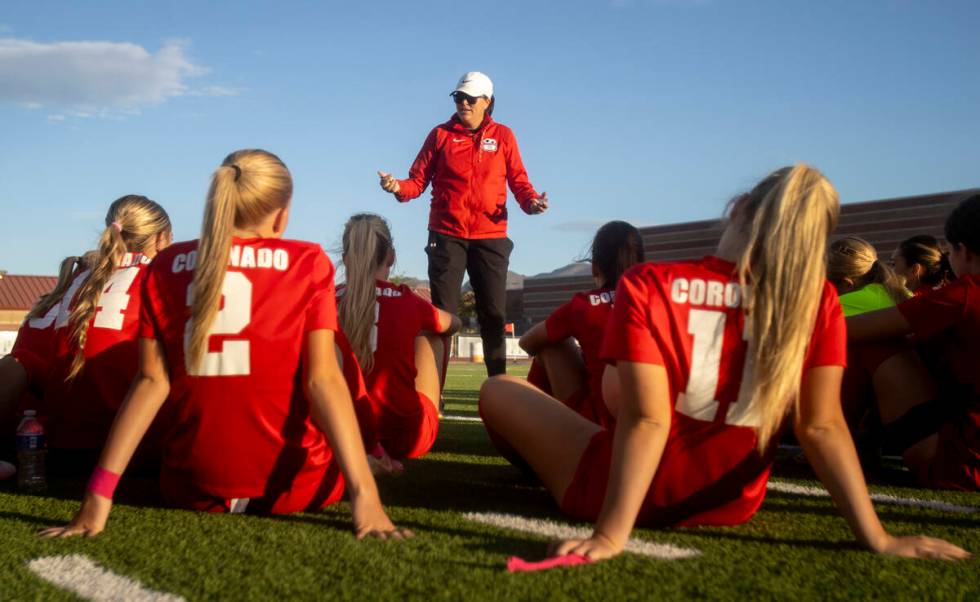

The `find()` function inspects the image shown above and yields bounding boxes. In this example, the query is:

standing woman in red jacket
[378,71,548,376]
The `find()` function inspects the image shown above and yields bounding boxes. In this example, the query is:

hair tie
[230,164,242,181]
[111,221,123,233]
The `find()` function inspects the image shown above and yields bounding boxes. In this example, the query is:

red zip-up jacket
[394,115,540,240]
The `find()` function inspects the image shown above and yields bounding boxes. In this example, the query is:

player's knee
[479,375,520,417]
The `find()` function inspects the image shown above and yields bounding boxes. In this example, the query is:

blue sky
[1,0,978,280]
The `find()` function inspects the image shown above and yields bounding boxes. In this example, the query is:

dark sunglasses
[452,92,481,105]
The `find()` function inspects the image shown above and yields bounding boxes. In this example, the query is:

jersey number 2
[675,308,760,427]
[184,272,252,376]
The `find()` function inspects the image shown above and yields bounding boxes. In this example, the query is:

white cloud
[0,37,239,117]
[188,84,245,97]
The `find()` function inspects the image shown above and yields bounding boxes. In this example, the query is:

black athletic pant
[426,230,513,377]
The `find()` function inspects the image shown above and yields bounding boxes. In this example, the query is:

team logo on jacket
[481,138,498,152]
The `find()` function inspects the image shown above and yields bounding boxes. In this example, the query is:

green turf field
[1,363,978,600]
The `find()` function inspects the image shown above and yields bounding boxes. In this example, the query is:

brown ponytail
[590,220,645,289]
[66,195,171,380]
[338,214,393,374]
[186,149,292,372]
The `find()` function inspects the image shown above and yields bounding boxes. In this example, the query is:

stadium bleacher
[523,188,978,324]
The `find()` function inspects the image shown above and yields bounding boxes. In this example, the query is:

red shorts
[561,430,768,528]
[927,419,980,491]
[160,461,345,515]
[528,357,613,427]
[377,391,439,459]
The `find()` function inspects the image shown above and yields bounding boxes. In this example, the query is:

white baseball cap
[452,71,493,99]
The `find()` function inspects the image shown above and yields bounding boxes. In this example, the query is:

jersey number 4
[675,308,761,427]
[184,272,252,376]
[28,267,138,332]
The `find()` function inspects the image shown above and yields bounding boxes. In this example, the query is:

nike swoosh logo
[452,138,468,142]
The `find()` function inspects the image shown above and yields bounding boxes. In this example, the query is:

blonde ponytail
[828,236,907,304]
[736,165,839,451]
[338,214,393,374]
[186,149,292,372]
[27,255,86,320]
[66,195,171,380]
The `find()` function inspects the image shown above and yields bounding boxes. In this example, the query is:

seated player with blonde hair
[44,150,408,540]
[480,165,969,562]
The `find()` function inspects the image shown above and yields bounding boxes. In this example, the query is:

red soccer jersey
[361,281,442,415]
[600,256,846,526]
[545,287,616,427]
[41,253,152,449]
[9,267,90,387]
[899,274,980,400]
[140,237,339,500]
[899,274,980,488]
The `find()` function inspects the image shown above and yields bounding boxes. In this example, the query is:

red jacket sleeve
[502,128,539,211]
[395,128,439,202]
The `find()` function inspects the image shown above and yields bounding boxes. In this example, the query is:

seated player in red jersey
[519,221,644,428]
[848,194,980,491]
[1,255,84,465]
[480,165,969,562]
[338,213,460,463]
[892,235,954,296]
[0,196,172,472]
[43,150,409,541]
[825,236,927,462]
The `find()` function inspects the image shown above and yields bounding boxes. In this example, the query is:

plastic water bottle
[16,410,46,493]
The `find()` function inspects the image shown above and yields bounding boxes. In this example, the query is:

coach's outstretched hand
[875,534,971,560]
[38,492,111,539]
[551,532,621,562]
[351,493,414,541]
[378,171,400,194]
[527,192,548,214]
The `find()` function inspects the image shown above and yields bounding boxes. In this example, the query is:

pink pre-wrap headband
[87,466,121,500]
[110,221,123,233]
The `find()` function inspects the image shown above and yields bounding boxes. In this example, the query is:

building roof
[0,274,58,311]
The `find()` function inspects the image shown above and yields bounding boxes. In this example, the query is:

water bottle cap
[23,410,36,417]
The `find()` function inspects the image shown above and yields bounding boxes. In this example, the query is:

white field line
[767,480,979,514]
[464,511,701,560]
[441,414,483,423]
[26,555,185,602]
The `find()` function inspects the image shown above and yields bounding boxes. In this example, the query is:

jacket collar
[446,113,495,134]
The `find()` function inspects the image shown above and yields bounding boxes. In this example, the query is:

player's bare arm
[518,322,549,355]
[40,337,171,539]
[554,361,672,561]
[794,365,969,560]
[303,329,412,541]
[845,306,911,343]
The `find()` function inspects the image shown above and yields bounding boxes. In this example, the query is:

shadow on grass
[432,422,500,458]
[679,528,863,553]
[770,454,917,489]
[762,494,980,528]
[377,458,558,518]
[443,388,480,404]
[276,509,557,564]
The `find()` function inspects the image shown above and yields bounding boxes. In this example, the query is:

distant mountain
[463,270,525,292]
[390,275,428,289]
[530,262,592,279]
